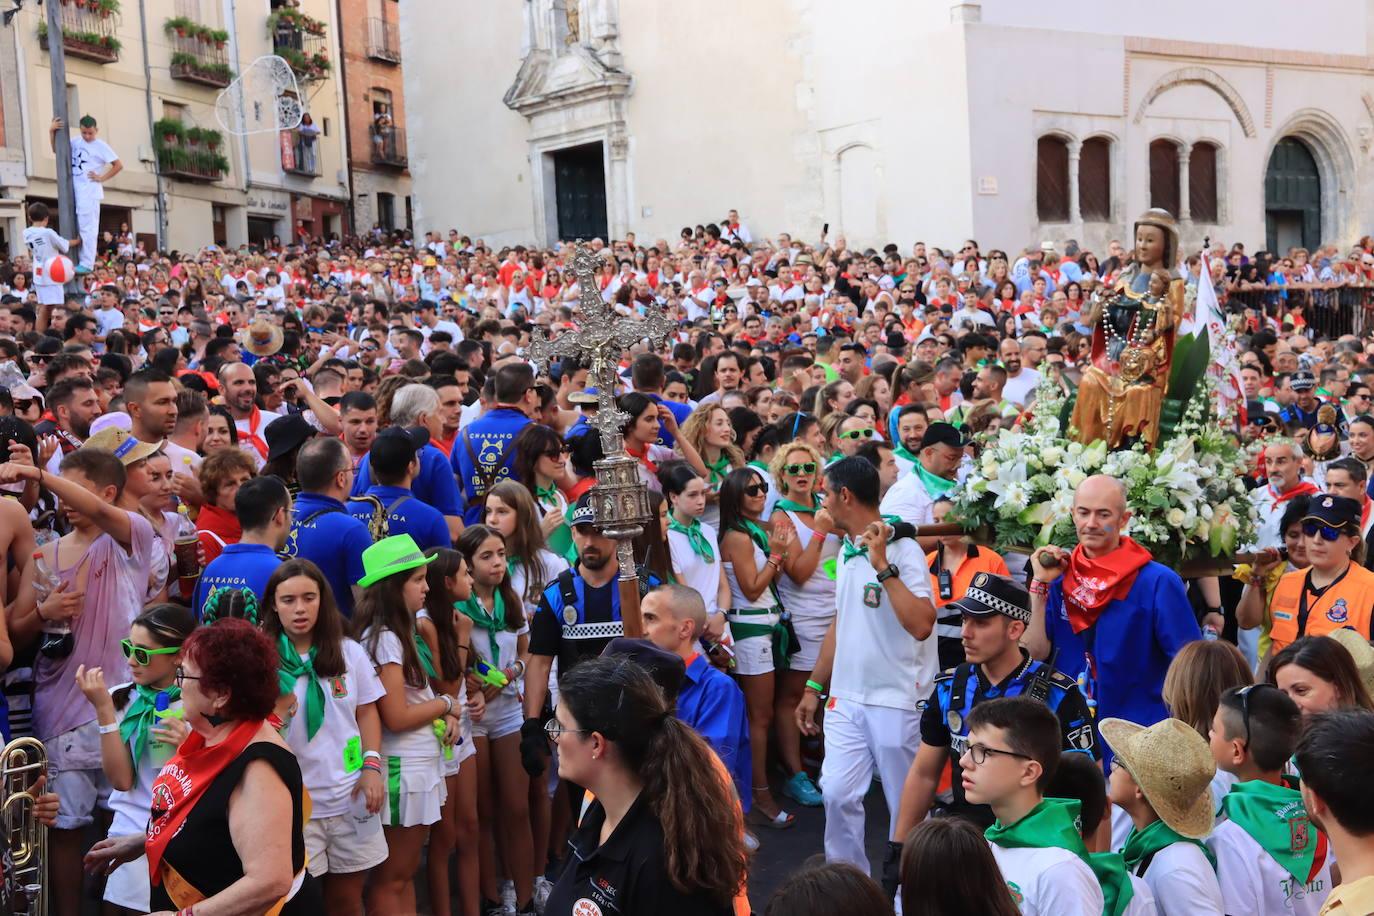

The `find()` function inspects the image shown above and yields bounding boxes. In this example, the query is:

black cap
[570,492,597,528]
[946,573,1031,624]
[369,426,429,478]
[1304,493,1361,531]
[885,331,908,351]
[1291,370,1317,392]
[1245,400,1270,424]
[920,421,966,450]
[600,638,686,702]
[264,413,317,462]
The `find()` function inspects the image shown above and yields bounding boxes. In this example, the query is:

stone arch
[835,142,883,245]
[1133,67,1257,138]
[1264,108,1357,245]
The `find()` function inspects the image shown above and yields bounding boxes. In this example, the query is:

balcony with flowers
[268,8,330,82]
[39,0,121,64]
[153,119,229,182]
[165,17,234,88]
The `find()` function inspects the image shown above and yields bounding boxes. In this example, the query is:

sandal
[746,804,797,830]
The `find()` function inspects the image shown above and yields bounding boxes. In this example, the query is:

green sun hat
[357,534,436,588]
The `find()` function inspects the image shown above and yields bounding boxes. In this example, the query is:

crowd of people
[4,205,1374,916]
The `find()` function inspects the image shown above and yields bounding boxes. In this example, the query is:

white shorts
[727,610,779,676]
[381,755,445,828]
[304,813,389,876]
[470,692,523,740]
[48,720,111,829]
[35,284,64,306]
[789,612,834,672]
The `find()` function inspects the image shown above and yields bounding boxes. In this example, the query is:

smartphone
[823,223,830,236]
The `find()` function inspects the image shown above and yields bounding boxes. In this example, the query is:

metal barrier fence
[1224,285,1374,339]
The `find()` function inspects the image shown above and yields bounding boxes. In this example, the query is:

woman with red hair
[86,618,322,914]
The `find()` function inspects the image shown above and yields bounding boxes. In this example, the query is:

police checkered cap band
[963,585,1030,623]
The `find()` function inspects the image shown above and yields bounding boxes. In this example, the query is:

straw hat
[356,534,435,588]
[1327,629,1374,698]
[1099,717,1215,839]
[81,427,163,466]
[236,315,284,357]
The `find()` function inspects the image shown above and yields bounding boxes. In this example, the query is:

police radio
[938,567,953,601]
[1026,647,1059,704]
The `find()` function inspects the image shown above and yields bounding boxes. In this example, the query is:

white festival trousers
[819,697,919,874]
[75,190,99,270]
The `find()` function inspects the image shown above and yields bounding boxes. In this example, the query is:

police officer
[520,494,662,777]
[1279,370,1327,430]
[883,572,1097,896]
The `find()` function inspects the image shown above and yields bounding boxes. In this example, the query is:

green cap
[356,534,435,588]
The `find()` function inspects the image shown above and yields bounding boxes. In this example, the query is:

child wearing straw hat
[1103,717,1224,916]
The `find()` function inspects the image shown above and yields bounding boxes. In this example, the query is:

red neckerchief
[625,442,659,476]
[147,719,261,884]
[1270,480,1319,505]
[241,406,269,459]
[1060,537,1153,634]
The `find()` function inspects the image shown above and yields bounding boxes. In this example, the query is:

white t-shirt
[1206,818,1333,916]
[106,683,184,834]
[361,627,442,761]
[162,441,202,475]
[95,306,125,338]
[988,842,1104,916]
[1139,840,1223,916]
[1003,368,1043,407]
[1124,874,1158,916]
[879,470,941,528]
[281,638,386,818]
[465,593,528,702]
[830,535,935,709]
[668,519,723,618]
[510,549,570,624]
[70,135,119,198]
[23,226,69,285]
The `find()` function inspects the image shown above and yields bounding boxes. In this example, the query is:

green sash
[1221,779,1325,888]
[276,634,325,740]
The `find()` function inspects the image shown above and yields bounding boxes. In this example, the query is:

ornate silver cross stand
[529,243,674,637]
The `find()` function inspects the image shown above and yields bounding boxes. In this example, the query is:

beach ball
[44,255,74,284]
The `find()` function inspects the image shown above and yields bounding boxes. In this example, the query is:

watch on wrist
[875,563,899,583]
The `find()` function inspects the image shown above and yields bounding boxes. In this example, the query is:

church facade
[402,0,1374,254]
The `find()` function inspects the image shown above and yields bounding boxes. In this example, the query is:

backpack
[346,494,412,542]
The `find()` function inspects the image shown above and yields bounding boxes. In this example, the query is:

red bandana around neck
[1060,537,1153,634]
[242,406,269,460]
[625,442,659,476]
[1270,480,1319,506]
[146,718,262,884]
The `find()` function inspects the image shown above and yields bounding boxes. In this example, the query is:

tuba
[0,738,47,916]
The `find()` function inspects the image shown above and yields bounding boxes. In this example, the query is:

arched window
[1079,136,1111,222]
[1149,139,1181,216]
[1036,135,1070,222]
[1190,142,1219,223]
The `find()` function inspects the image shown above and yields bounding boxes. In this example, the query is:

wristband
[362,750,382,762]
[361,759,383,773]
[98,722,120,735]
[439,694,454,717]
[805,679,825,694]
[1028,580,1051,597]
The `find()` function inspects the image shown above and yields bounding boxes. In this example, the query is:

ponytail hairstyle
[455,524,522,633]
[353,565,426,688]
[262,558,346,680]
[113,603,196,710]
[558,656,746,905]
[487,480,553,608]
[657,460,703,513]
[421,548,467,681]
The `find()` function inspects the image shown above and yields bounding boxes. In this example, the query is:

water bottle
[172,505,200,597]
[150,691,183,768]
[1202,624,1220,641]
[33,552,72,660]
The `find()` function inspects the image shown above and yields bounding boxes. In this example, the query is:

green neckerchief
[915,461,958,497]
[893,444,918,466]
[534,482,559,506]
[119,683,181,764]
[986,798,1134,916]
[828,451,843,464]
[841,537,867,563]
[775,495,821,515]
[276,634,326,741]
[413,631,438,679]
[1221,779,1324,887]
[1122,818,1216,875]
[704,453,733,488]
[669,515,715,562]
[456,592,507,669]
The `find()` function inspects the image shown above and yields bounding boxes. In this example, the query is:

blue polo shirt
[354,444,463,520]
[348,484,450,552]
[647,393,691,448]
[192,543,281,621]
[287,492,373,617]
[676,653,752,813]
[1045,562,1199,761]
[449,407,531,524]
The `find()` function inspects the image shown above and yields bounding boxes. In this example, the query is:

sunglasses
[1302,520,1355,541]
[791,411,813,439]
[744,483,766,497]
[543,446,571,458]
[783,461,817,475]
[838,427,876,441]
[1235,683,1280,749]
[122,639,179,666]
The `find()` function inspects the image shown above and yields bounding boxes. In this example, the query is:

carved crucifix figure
[529,242,674,635]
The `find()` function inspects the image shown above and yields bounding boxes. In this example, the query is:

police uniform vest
[930,651,1095,826]
[542,567,663,673]
[1268,562,1374,652]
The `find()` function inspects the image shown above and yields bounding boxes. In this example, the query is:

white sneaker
[532,876,554,913]
[500,879,517,913]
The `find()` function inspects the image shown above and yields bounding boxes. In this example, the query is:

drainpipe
[136,0,165,248]
[331,0,355,235]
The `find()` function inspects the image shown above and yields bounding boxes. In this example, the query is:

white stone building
[402,0,1374,255]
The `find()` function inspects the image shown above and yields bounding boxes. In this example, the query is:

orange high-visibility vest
[1268,563,1374,653]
